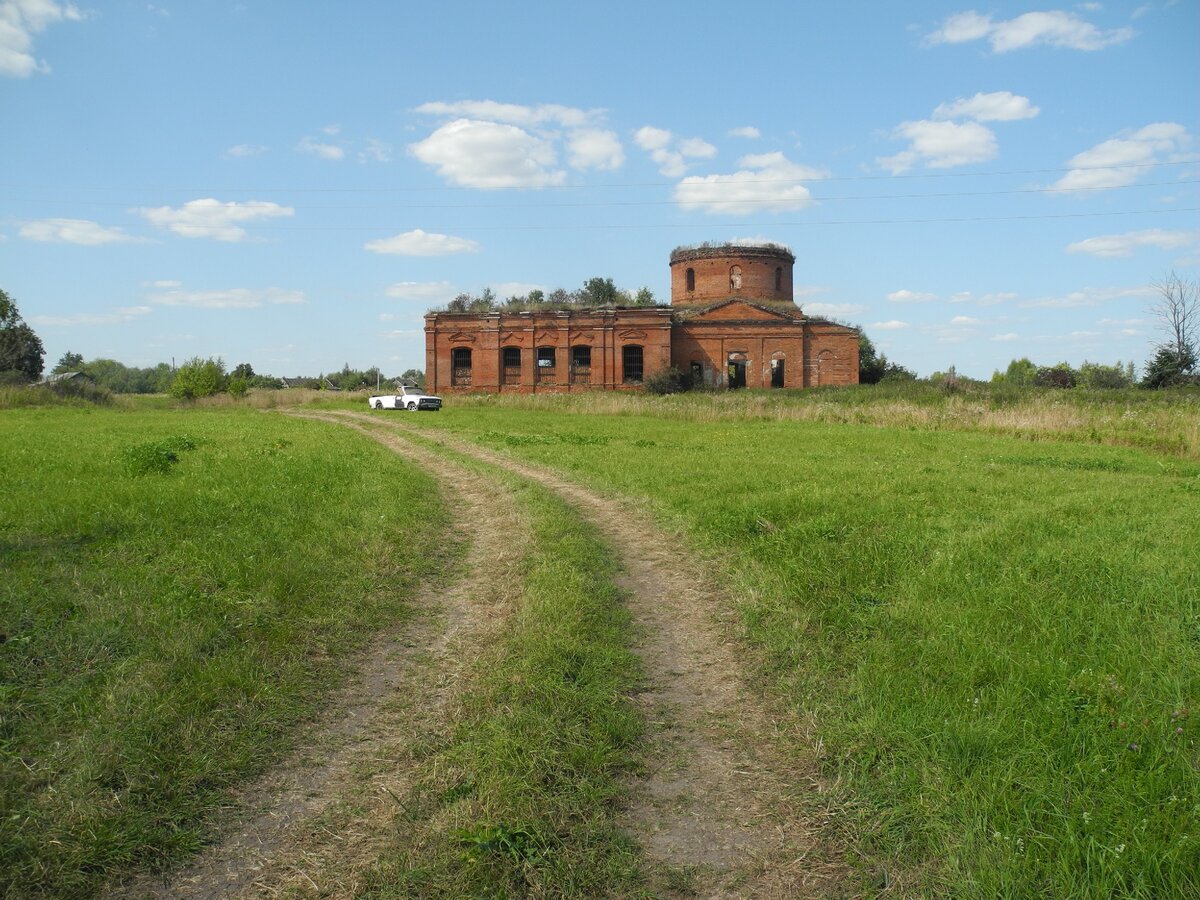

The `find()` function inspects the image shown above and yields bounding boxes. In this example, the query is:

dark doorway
[690,361,703,385]
[770,357,785,388]
[727,360,747,389]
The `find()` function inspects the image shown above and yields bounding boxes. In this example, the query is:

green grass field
[3,386,1197,897]
[0,406,453,896]
[407,391,1200,897]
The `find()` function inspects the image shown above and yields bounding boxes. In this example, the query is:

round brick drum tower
[669,243,796,307]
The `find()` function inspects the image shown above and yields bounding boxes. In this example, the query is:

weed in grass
[121,435,196,476]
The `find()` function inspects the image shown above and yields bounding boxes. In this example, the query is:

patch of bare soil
[334,412,850,899]
[114,413,533,899]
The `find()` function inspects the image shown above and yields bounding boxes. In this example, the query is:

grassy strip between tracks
[403,400,1200,898]
[358,438,645,898]
[0,406,454,896]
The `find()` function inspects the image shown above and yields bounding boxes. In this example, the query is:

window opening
[451,347,472,386]
[686,267,695,292]
[730,265,743,292]
[770,357,785,388]
[536,346,556,383]
[622,345,644,383]
[775,266,782,292]
[502,346,521,386]
[570,345,591,385]
[690,361,704,384]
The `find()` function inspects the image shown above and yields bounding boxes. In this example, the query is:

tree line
[441,277,657,313]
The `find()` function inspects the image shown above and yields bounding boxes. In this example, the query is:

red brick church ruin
[424,243,859,393]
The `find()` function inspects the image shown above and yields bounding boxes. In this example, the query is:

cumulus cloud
[1020,285,1154,308]
[636,126,718,177]
[674,152,825,214]
[925,9,1134,53]
[411,100,622,187]
[20,218,143,245]
[138,198,294,241]
[879,91,1037,173]
[991,332,1019,341]
[357,137,391,163]
[932,91,1040,122]
[1066,228,1198,257]
[872,320,910,330]
[297,136,345,160]
[887,289,938,303]
[804,302,866,317]
[0,0,83,78]
[567,129,624,171]
[31,305,152,327]
[365,229,480,256]
[728,126,761,139]
[149,286,306,309]
[223,143,267,158]
[879,119,998,173]
[1049,123,1195,192]
[411,119,562,188]
[414,100,600,128]
[385,280,455,300]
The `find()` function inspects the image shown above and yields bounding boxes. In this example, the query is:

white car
[368,385,443,411]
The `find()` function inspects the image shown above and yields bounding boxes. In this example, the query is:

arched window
[536,346,556,383]
[686,267,695,291]
[571,345,591,384]
[622,345,643,383]
[451,347,472,386]
[775,266,782,292]
[730,265,743,291]
[502,346,521,385]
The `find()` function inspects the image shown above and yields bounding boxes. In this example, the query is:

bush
[642,366,694,395]
[227,377,249,398]
[1034,363,1077,389]
[170,357,227,400]
[50,378,113,405]
[121,435,196,476]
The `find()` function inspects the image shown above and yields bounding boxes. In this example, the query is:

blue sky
[2,0,1197,379]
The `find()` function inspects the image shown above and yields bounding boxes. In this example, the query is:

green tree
[582,277,619,306]
[998,357,1038,386]
[400,368,425,390]
[0,289,45,380]
[170,357,227,399]
[633,286,655,307]
[52,351,85,374]
[1143,271,1198,388]
[858,333,886,384]
[232,362,255,380]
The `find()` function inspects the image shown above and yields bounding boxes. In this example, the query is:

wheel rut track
[116,413,532,899]
[327,411,849,899]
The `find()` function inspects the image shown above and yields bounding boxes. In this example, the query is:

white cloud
[1098,317,1146,326]
[992,332,1019,342]
[297,136,344,160]
[872,320,910,330]
[358,138,391,163]
[887,289,938,303]
[879,119,997,173]
[148,279,180,288]
[321,123,341,136]
[410,118,563,188]
[804,302,866,317]
[728,126,761,139]
[20,218,143,245]
[951,315,981,324]
[31,305,152,327]
[1066,228,1198,257]
[636,126,718,177]
[223,143,267,158]
[925,9,1134,53]
[491,281,545,298]
[365,229,480,256]
[0,0,83,78]
[385,280,455,300]
[1050,123,1195,191]
[567,128,624,171]
[138,198,293,241]
[933,91,1040,122]
[414,100,599,128]
[674,152,825,214]
[1020,285,1154,308]
[149,286,306,309]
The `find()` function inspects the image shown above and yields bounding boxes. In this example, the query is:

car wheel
[374,400,383,409]
[407,401,417,411]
